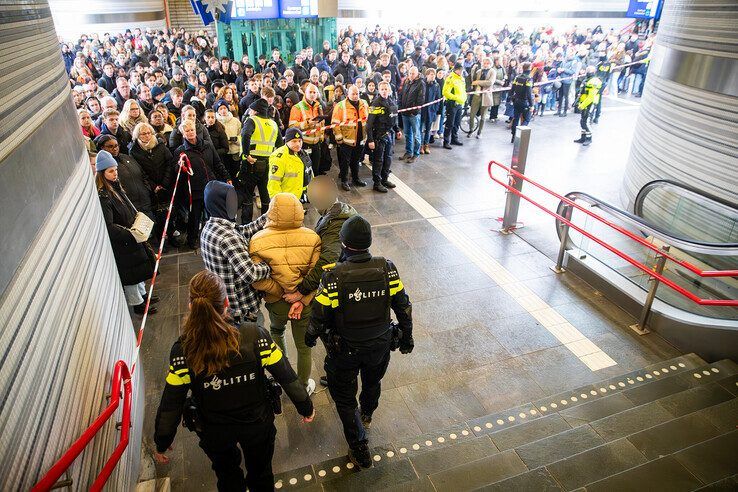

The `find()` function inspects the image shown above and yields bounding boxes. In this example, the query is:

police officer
[267,128,313,201]
[154,270,314,491]
[510,61,533,143]
[240,98,282,222]
[366,81,402,193]
[591,54,612,124]
[574,66,602,146]
[305,215,413,468]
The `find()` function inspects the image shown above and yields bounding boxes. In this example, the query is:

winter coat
[206,121,230,162]
[399,77,426,116]
[128,140,175,206]
[98,182,154,285]
[421,80,441,123]
[442,71,467,105]
[216,112,243,155]
[297,201,357,295]
[96,124,132,154]
[470,66,496,107]
[249,193,321,304]
[333,61,357,83]
[115,153,154,215]
[492,65,506,106]
[174,137,230,197]
[168,117,212,151]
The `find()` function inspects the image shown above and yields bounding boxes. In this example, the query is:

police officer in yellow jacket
[442,62,467,149]
[592,55,612,124]
[574,66,602,146]
[305,215,413,469]
[240,99,282,222]
[267,128,313,201]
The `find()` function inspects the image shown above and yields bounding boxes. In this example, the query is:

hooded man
[200,181,272,326]
[249,193,322,395]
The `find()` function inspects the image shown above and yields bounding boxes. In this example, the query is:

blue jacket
[421,80,441,122]
[316,59,332,75]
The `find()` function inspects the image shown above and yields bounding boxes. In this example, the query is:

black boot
[582,134,592,146]
[348,443,373,469]
[340,181,351,191]
[373,182,388,193]
[381,180,396,189]
[573,133,587,144]
[352,179,367,187]
[443,142,453,149]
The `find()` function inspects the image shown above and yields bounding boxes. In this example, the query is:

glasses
[103,143,119,149]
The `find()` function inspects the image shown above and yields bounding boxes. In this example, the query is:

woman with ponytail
[154,270,315,491]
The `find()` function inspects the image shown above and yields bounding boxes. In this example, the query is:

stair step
[544,438,648,490]
[322,458,418,492]
[656,382,735,418]
[716,374,738,397]
[468,402,544,439]
[583,456,703,492]
[589,400,674,442]
[408,434,498,475]
[626,411,722,460]
[274,465,319,490]
[473,467,563,492]
[380,476,436,491]
[307,444,398,484]
[673,431,738,485]
[515,424,604,469]
[697,397,738,433]
[694,474,738,491]
[427,449,527,491]
[489,413,572,451]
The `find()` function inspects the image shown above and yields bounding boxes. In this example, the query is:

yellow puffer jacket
[249,193,322,304]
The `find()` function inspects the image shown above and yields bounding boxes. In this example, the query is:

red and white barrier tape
[130,153,193,374]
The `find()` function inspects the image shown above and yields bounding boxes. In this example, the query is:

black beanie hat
[248,98,269,115]
[284,127,303,144]
[340,215,372,250]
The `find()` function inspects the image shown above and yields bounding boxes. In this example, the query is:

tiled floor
[138,95,685,490]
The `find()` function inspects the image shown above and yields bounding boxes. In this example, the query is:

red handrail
[33,360,133,492]
[490,160,738,278]
[488,161,738,307]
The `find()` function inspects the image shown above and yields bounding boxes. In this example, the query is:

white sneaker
[305,378,316,396]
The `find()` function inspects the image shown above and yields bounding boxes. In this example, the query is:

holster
[320,331,342,356]
[182,397,204,433]
[390,321,403,352]
[265,376,283,415]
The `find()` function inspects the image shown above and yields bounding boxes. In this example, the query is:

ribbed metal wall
[622,0,738,209]
[48,0,166,39]
[0,2,144,490]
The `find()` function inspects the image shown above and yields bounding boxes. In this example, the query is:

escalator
[555,180,738,361]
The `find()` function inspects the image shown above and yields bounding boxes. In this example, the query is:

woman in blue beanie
[96,150,159,315]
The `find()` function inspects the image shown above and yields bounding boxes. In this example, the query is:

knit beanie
[248,98,269,115]
[339,215,372,250]
[95,150,117,172]
[284,127,303,144]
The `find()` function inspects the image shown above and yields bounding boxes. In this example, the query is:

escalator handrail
[489,160,738,278]
[634,179,738,219]
[556,191,738,254]
[487,161,738,306]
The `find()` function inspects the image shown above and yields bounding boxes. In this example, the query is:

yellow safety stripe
[327,292,338,298]
[261,347,284,367]
[166,372,191,386]
[269,175,283,181]
[283,172,300,178]
[315,292,339,307]
[389,279,404,296]
[322,263,336,270]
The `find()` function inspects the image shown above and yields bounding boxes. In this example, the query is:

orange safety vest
[288,99,324,144]
[331,99,369,146]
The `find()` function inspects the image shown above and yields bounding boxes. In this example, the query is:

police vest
[246,115,279,158]
[333,257,392,343]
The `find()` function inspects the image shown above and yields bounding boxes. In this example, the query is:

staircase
[272,354,738,491]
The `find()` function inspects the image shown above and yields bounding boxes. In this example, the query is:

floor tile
[627,412,721,460]
[589,400,673,441]
[322,458,418,492]
[673,431,738,485]
[474,467,563,492]
[584,456,703,492]
[657,383,735,418]
[515,424,604,469]
[409,435,498,475]
[428,449,528,491]
[489,413,572,451]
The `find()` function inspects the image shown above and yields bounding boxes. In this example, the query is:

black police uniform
[305,219,413,464]
[155,323,313,491]
[366,94,399,188]
[510,71,533,142]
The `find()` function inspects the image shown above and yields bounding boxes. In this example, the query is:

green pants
[266,300,312,385]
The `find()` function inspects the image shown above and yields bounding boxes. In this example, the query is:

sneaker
[341,181,351,191]
[381,180,396,189]
[319,376,329,387]
[348,444,373,469]
[405,156,416,164]
[443,142,453,149]
[399,153,411,161]
[360,412,372,429]
[305,378,316,396]
[373,183,388,193]
[352,179,367,187]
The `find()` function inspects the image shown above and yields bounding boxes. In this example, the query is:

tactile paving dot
[346,462,354,470]
[653,371,660,376]
[508,416,515,422]
[694,373,702,379]
[462,430,469,436]
[449,434,457,440]
[333,466,341,473]
[711,368,720,373]
[519,412,527,418]
[400,447,407,454]
[590,390,598,396]
[473,426,481,432]
[637,376,644,381]
[600,388,607,393]
[662,368,669,373]
[289,478,298,485]
[275,481,283,489]
[618,382,626,387]
[608,385,616,390]
[387,451,395,458]
[645,374,653,379]
[670,365,677,370]
[628,380,635,385]
[530,409,538,415]
[373,455,381,462]
[485,422,493,428]
[581,393,588,399]
[318,470,326,477]
[304,474,312,482]
[703,370,711,376]
[551,403,558,409]
[561,399,568,405]
[425,440,433,446]
[412,444,420,450]
[497,419,504,425]
[540,407,547,412]
[438,437,445,443]
[679,363,686,368]
[571,396,578,402]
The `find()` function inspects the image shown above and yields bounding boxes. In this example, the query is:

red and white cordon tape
[129,153,193,374]
[302,58,647,135]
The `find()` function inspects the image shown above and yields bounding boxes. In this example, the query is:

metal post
[551,205,572,273]
[630,245,670,335]
[500,126,531,234]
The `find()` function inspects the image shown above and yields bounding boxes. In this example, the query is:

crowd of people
[70,21,653,489]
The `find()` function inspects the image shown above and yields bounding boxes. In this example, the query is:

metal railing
[488,159,738,313]
[32,360,133,492]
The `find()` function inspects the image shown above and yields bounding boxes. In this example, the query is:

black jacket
[115,153,154,214]
[96,124,132,154]
[399,77,426,116]
[333,61,357,83]
[510,72,533,107]
[238,90,261,119]
[97,74,116,94]
[206,121,230,162]
[292,64,310,84]
[154,323,313,452]
[366,95,399,143]
[175,137,230,196]
[128,140,176,204]
[98,182,153,285]
[168,118,212,151]
[112,88,137,110]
